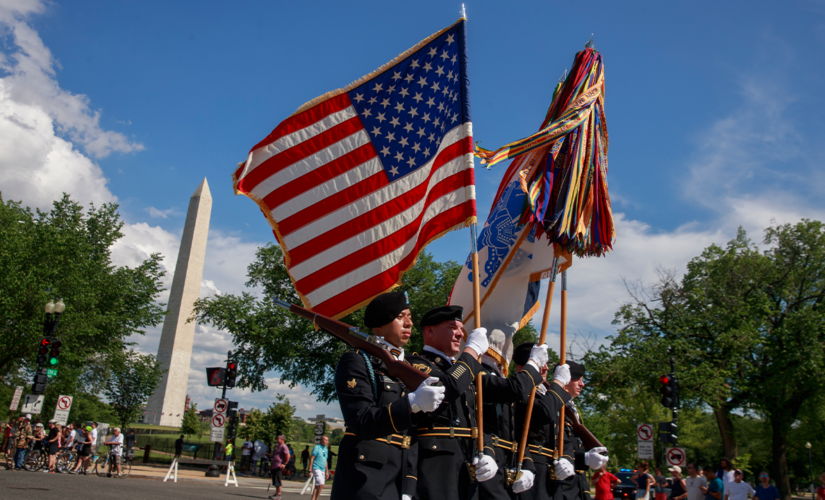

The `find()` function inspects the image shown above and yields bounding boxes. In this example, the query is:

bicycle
[94,451,131,478]
[23,442,47,471]
[56,447,76,473]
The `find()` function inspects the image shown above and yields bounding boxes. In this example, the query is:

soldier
[554,361,609,500]
[331,291,446,500]
[478,332,552,500]
[407,306,543,500]
[512,342,573,500]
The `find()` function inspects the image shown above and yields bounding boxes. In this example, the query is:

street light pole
[806,442,814,496]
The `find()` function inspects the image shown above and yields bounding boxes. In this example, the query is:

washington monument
[145,178,212,427]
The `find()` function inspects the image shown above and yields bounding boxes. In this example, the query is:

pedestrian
[633,462,655,500]
[655,467,669,500]
[70,426,93,474]
[239,435,253,475]
[308,435,329,500]
[725,469,755,500]
[225,439,234,462]
[717,459,736,494]
[2,417,14,458]
[301,445,309,475]
[593,465,622,500]
[752,472,780,500]
[174,434,184,458]
[124,429,136,457]
[33,422,45,454]
[669,466,688,500]
[104,427,124,477]
[269,435,290,500]
[14,416,33,470]
[252,438,268,474]
[326,448,335,472]
[700,466,724,500]
[90,422,98,452]
[45,420,60,473]
[815,472,825,500]
[685,465,708,500]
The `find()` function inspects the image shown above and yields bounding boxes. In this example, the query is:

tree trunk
[713,406,738,459]
[770,416,792,500]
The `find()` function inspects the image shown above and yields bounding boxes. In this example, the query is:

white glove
[472,454,497,482]
[512,469,535,493]
[408,377,445,413]
[554,458,575,480]
[554,363,571,386]
[585,447,609,469]
[465,328,489,357]
[528,344,549,367]
[402,496,412,500]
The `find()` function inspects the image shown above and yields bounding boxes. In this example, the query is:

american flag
[234,19,476,319]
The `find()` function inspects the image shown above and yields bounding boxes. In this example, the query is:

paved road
[0,469,330,499]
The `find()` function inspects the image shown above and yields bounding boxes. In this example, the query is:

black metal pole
[808,446,814,496]
[212,350,232,460]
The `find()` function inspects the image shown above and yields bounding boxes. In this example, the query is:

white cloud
[145,206,182,219]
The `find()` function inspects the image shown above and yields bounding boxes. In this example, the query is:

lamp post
[806,442,814,496]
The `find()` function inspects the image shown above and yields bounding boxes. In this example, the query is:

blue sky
[2,0,824,417]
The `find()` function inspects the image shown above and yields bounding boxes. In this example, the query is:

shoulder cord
[358,351,378,401]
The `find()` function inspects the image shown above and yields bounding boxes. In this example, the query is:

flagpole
[512,257,559,482]
[469,222,486,472]
[555,270,568,461]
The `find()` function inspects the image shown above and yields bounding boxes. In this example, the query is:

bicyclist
[13,416,33,470]
[69,426,94,475]
[104,427,124,478]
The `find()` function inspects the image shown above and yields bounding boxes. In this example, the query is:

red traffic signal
[659,375,670,385]
[41,338,52,347]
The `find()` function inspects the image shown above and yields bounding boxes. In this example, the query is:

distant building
[307,416,345,429]
[197,407,251,424]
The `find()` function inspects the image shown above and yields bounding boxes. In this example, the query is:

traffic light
[32,367,48,393]
[228,401,239,418]
[225,361,237,388]
[659,374,679,408]
[205,367,226,387]
[49,340,62,366]
[659,421,678,443]
[226,415,239,441]
[37,338,51,365]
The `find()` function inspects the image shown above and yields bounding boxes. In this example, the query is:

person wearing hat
[512,343,576,500]
[669,466,687,500]
[477,335,553,499]
[555,361,609,500]
[70,426,94,475]
[13,415,33,470]
[405,305,501,500]
[331,291,453,500]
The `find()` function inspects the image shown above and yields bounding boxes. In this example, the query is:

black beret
[364,291,410,328]
[420,305,463,329]
[568,360,585,379]
[512,342,536,366]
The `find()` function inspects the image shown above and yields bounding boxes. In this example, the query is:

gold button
[432,445,437,450]
[359,455,364,460]
[435,357,441,363]
[401,392,405,396]
[386,385,391,390]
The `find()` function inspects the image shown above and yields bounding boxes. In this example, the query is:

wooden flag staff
[469,222,486,477]
[554,270,568,466]
[511,257,560,482]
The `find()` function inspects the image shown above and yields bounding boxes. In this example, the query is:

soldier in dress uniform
[512,342,573,500]
[407,307,549,500]
[331,291,447,500]
[478,330,550,500]
[553,361,609,500]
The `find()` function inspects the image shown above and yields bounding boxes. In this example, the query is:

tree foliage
[193,244,462,401]
[0,194,166,382]
[583,220,825,499]
[242,395,296,443]
[104,350,163,429]
[180,404,202,436]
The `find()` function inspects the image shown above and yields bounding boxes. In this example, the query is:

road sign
[637,423,654,442]
[212,414,226,428]
[637,441,654,460]
[314,414,326,444]
[47,368,58,379]
[53,395,73,425]
[214,398,228,414]
[210,426,225,443]
[10,386,23,411]
[666,447,687,467]
[21,394,45,414]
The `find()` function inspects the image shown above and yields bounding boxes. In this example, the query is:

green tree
[0,194,166,381]
[242,395,296,444]
[180,404,201,436]
[104,350,163,429]
[193,245,461,401]
[585,221,825,499]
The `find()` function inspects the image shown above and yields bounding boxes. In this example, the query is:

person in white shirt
[685,463,708,500]
[252,439,269,474]
[90,422,99,452]
[240,436,253,475]
[103,427,124,477]
[725,470,755,500]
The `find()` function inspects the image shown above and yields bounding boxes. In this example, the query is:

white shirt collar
[481,354,502,376]
[423,345,454,364]
[393,348,405,362]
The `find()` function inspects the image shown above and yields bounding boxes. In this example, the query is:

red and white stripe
[234,93,476,318]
